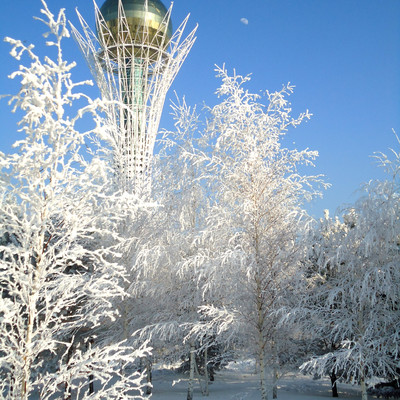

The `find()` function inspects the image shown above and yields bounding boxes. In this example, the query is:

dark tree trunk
[87,338,95,395]
[88,372,94,395]
[187,346,195,400]
[64,341,75,400]
[145,357,152,395]
[9,365,15,398]
[330,371,339,397]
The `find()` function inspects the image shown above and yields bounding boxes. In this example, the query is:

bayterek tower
[72,0,197,193]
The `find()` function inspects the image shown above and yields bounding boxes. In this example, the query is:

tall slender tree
[186,67,324,400]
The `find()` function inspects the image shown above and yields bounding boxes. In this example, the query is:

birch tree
[187,67,324,400]
[0,2,150,399]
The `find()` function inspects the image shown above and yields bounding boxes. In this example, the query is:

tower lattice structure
[71,0,197,193]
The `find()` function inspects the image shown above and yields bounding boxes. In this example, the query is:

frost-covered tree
[120,97,212,398]
[287,210,351,397]
[0,2,150,399]
[298,144,400,400]
[184,67,324,400]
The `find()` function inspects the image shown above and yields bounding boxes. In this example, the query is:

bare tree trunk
[88,373,94,395]
[271,340,278,399]
[87,338,95,395]
[254,231,268,400]
[330,371,338,397]
[203,347,209,396]
[360,375,368,400]
[21,298,36,400]
[360,378,367,400]
[272,367,278,399]
[358,309,367,400]
[64,341,74,400]
[187,345,195,400]
[9,364,15,399]
[258,345,268,400]
[193,351,207,396]
[145,357,152,395]
[256,272,268,400]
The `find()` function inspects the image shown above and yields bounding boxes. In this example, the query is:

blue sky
[0,0,399,218]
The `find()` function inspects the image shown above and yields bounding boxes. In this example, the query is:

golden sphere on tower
[97,0,173,61]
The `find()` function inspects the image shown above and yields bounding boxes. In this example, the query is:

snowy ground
[151,361,362,400]
[26,360,364,399]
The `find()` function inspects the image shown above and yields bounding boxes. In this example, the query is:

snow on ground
[151,361,362,400]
